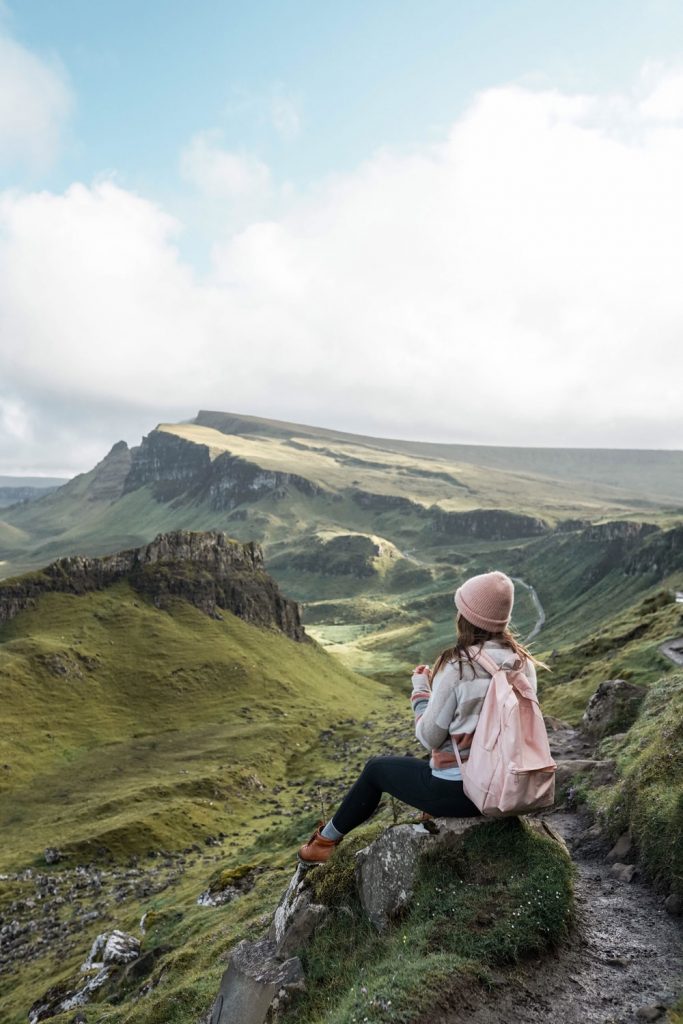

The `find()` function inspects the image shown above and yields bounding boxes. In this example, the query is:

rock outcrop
[354,818,490,931]
[624,524,683,578]
[208,938,305,1024]
[576,521,661,587]
[581,679,647,740]
[429,507,549,540]
[0,530,306,641]
[272,533,381,578]
[123,429,324,509]
[28,929,143,1023]
[207,815,569,1024]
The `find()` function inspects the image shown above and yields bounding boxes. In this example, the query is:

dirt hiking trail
[431,725,682,1024]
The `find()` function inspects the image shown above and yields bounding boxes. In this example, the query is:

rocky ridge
[0,530,305,641]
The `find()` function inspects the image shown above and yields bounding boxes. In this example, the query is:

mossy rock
[208,862,258,893]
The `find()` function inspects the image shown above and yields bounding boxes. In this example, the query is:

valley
[0,410,681,1024]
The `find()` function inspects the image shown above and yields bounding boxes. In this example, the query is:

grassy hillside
[192,409,683,507]
[537,585,681,722]
[0,582,393,873]
[1,410,681,686]
[0,571,407,1024]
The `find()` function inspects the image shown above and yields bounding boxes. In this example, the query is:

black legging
[331,754,481,835]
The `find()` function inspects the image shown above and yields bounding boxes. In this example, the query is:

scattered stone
[582,679,646,740]
[197,863,259,907]
[664,893,683,916]
[208,937,304,1024]
[81,929,140,969]
[197,886,240,907]
[610,863,637,883]
[604,954,629,967]
[44,847,62,865]
[606,832,633,863]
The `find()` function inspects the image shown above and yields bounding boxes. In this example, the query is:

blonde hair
[432,612,550,679]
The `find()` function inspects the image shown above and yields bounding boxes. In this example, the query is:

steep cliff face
[0,530,306,641]
[122,429,323,508]
[350,490,549,539]
[203,452,324,511]
[576,521,662,586]
[0,486,59,509]
[123,430,212,497]
[624,524,683,577]
[429,507,549,540]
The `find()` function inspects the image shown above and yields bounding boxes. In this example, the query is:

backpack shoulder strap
[470,646,504,677]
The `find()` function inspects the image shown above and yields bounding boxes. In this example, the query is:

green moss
[208,862,257,892]
[307,820,387,907]
[282,818,574,1024]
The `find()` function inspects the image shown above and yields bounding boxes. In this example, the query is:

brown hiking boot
[297,821,342,865]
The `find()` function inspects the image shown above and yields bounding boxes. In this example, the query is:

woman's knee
[361,755,389,781]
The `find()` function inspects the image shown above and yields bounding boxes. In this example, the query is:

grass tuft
[585,673,683,895]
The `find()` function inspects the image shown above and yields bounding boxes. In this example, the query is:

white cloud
[1,67,683,473]
[0,31,72,171]
[180,130,271,200]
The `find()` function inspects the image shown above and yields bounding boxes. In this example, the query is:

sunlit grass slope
[192,409,683,508]
[0,582,391,873]
[537,587,682,723]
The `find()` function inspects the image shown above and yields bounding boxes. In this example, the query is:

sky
[1,1,683,476]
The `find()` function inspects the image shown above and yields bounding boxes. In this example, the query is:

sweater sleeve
[410,669,432,750]
[412,662,460,751]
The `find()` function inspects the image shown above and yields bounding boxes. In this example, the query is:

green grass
[537,587,681,723]
[0,582,393,871]
[582,673,683,896]
[279,815,574,1024]
[0,576,406,1024]
[3,412,681,689]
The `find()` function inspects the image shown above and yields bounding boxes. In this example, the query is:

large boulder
[354,817,488,932]
[208,937,304,1024]
[582,679,646,740]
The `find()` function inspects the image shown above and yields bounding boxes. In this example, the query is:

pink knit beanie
[454,570,514,632]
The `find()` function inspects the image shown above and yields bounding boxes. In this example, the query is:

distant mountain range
[0,476,66,509]
[0,410,681,688]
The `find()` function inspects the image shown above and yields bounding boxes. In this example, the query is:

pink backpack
[451,646,556,817]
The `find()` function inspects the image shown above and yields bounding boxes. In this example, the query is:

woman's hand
[412,664,432,686]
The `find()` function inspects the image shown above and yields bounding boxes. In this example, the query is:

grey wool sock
[320,820,344,841]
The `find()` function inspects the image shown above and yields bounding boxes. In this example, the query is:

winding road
[511,576,546,642]
[398,550,546,643]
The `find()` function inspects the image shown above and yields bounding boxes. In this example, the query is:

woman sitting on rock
[297,570,545,864]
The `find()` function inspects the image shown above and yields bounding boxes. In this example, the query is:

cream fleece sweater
[410,640,538,780]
